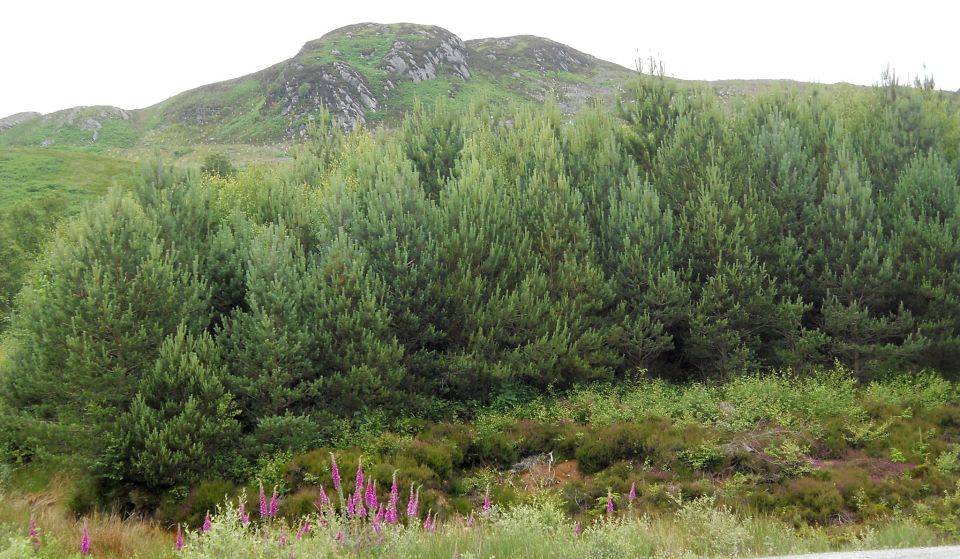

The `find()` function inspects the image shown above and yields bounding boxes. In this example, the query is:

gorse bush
[2,71,960,506]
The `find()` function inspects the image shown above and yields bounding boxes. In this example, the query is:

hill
[0,23,637,148]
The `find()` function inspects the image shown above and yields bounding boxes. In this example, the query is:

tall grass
[0,493,945,558]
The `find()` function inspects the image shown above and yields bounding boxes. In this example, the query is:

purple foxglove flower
[454,543,460,559]
[269,486,279,517]
[373,511,382,534]
[355,457,364,495]
[483,485,491,513]
[424,511,433,532]
[468,510,475,528]
[606,490,614,514]
[316,486,329,509]
[628,482,637,502]
[330,453,341,491]
[574,521,583,536]
[259,483,268,518]
[80,521,90,557]
[365,479,378,512]
[175,524,183,551]
[297,520,310,540]
[278,530,287,547]
[202,511,212,533]
[406,484,418,518]
[30,517,40,552]
[334,529,343,542]
[238,502,250,526]
[346,491,356,518]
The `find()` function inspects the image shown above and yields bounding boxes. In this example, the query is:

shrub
[575,420,672,474]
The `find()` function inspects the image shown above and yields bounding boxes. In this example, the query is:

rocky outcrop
[382,29,470,83]
[0,112,41,131]
[268,60,378,131]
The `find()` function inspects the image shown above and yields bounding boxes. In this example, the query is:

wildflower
[453,543,460,559]
[269,486,279,517]
[334,529,343,542]
[355,456,364,492]
[259,482,268,518]
[628,482,637,504]
[365,479,378,512]
[29,517,40,552]
[80,520,90,557]
[372,507,382,534]
[424,510,433,532]
[278,529,287,547]
[346,491,356,518]
[175,523,183,551]
[467,510,475,528]
[606,489,614,515]
[297,520,310,540]
[406,484,419,518]
[330,453,341,491]
[483,484,491,513]
[574,521,583,536]
[202,511,212,533]
[238,502,250,526]
[386,472,399,524]
[315,485,329,510]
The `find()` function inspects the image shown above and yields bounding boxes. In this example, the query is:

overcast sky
[2,0,957,118]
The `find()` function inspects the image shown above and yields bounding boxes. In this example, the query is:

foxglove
[628,482,637,503]
[175,523,183,551]
[80,521,90,557]
[202,511,211,533]
[406,484,419,518]
[355,457,364,501]
[297,520,310,540]
[269,486,279,517]
[259,482,268,518]
[316,485,329,509]
[330,453,341,491]
[365,479,378,512]
[574,521,583,536]
[483,485,491,513]
[606,489,614,514]
[29,517,40,552]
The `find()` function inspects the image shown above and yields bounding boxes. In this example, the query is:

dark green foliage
[3,70,960,508]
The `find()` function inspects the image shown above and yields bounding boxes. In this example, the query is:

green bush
[575,421,671,474]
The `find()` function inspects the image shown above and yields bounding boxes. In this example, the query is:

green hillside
[0,147,136,324]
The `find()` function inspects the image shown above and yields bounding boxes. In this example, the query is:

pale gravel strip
[754,546,960,559]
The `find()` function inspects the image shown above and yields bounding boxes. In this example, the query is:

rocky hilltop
[1,22,635,147]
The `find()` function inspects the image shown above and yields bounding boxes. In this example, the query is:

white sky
[2,0,958,118]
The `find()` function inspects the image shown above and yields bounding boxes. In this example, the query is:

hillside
[0,23,637,148]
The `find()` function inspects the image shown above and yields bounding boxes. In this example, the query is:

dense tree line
[2,72,959,506]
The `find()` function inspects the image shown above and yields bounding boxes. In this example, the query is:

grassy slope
[0,147,136,208]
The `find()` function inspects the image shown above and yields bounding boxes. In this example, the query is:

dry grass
[0,476,173,558]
